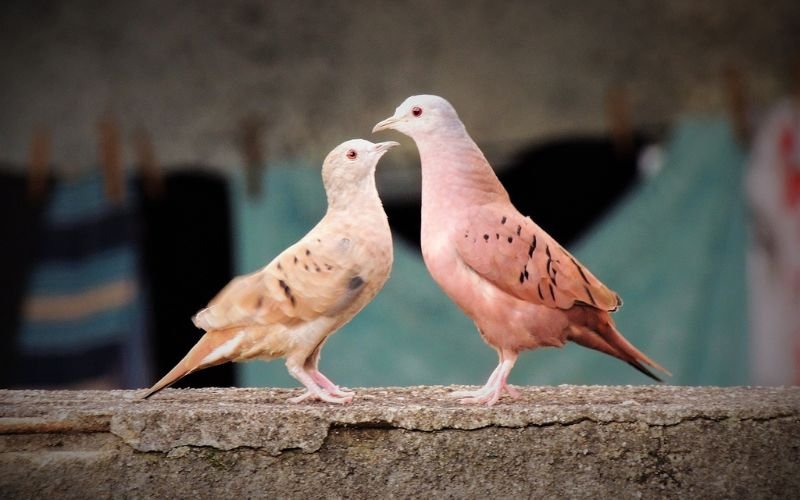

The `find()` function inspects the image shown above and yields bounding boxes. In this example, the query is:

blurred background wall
[1,1,798,391]
[0,0,798,175]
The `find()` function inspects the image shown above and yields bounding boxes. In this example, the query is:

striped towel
[16,172,149,388]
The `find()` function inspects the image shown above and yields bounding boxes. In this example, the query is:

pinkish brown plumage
[374,95,669,405]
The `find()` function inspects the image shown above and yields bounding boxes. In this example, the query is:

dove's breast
[329,209,394,316]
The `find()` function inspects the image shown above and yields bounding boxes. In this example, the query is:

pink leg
[286,360,353,404]
[310,369,354,397]
[457,350,519,406]
[306,341,354,398]
[449,361,503,398]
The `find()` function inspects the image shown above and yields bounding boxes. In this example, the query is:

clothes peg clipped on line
[97,115,126,205]
[239,115,266,199]
[133,127,163,199]
[722,64,751,147]
[605,84,634,157]
[27,126,51,202]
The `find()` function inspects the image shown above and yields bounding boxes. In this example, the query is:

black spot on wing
[278,279,296,307]
[483,234,489,241]
[528,235,537,258]
[305,249,311,256]
[349,276,365,290]
[519,272,524,284]
[516,225,522,236]
[507,236,513,243]
[501,216,507,224]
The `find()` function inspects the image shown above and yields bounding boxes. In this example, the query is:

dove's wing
[194,224,368,331]
[455,202,621,311]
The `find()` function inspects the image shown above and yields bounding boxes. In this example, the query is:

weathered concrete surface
[0,385,798,498]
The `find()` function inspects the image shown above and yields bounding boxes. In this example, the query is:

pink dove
[374,95,669,405]
[143,139,398,403]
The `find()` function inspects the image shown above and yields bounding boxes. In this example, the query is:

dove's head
[321,139,398,204]
[372,95,464,139]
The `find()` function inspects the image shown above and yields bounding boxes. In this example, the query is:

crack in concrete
[127,413,800,455]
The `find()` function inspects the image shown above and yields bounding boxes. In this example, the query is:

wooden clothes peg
[133,128,163,198]
[239,115,266,198]
[723,65,750,146]
[97,115,126,205]
[605,84,634,156]
[793,58,800,111]
[27,126,51,201]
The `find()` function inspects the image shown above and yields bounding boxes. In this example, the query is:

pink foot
[287,364,354,404]
[310,370,354,398]
[453,358,517,406]
[288,387,353,404]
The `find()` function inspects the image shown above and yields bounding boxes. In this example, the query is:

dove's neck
[325,171,385,218]
[416,124,508,217]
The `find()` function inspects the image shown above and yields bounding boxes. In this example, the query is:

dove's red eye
[412,106,423,117]
[346,149,357,160]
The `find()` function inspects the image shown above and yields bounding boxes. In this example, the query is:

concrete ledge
[1,385,798,498]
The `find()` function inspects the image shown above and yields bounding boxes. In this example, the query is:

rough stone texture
[1,385,798,498]
[0,1,798,187]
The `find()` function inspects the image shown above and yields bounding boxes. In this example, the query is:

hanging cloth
[16,171,149,388]
[138,169,236,390]
[562,117,749,385]
[746,100,800,385]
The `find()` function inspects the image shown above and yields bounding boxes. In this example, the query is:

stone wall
[1,385,798,498]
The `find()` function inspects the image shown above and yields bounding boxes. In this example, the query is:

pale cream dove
[143,139,398,403]
[374,95,669,405]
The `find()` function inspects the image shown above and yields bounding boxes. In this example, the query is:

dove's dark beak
[372,116,400,133]
[373,141,400,154]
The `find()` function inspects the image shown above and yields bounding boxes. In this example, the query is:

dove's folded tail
[141,328,245,399]
[569,312,671,383]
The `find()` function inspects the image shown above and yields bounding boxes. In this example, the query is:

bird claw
[459,391,501,406]
[504,384,521,399]
[309,371,354,398]
[447,387,487,399]
[328,388,355,398]
[288,388,353,404]
[450,384,519,406]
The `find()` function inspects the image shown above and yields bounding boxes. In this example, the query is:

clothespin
[239,115,266,198]
[723,64,750,146]
[27,125,51,201]
[793,58,800,114]
[605,84,634,156]
[97,115,125,205]
[133,127,163,198]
